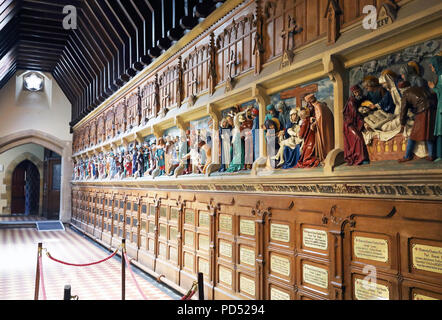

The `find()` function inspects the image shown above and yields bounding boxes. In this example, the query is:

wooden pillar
[252,85,270,174]
[323,54,347,151]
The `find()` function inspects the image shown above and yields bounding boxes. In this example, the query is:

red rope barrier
[123,252,148,300]
[38,256,47,300]
[46,248,119,267]
[181,282,198,300]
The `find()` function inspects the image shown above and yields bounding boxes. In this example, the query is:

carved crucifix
[188,70,199,106]
[225,50,238,93]
[280,15,303,68]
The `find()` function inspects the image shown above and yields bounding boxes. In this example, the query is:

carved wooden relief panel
[126,89,140,130]
[114,99,126,135]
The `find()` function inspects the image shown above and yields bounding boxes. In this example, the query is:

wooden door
[47,159,61,219]
[11,163,26,214]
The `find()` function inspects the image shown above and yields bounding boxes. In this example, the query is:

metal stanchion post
[64,285,71,300]
[34,243,42,300]
[122,239,126,301]
[198,272,204,301]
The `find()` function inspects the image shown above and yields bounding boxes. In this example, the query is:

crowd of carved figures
[344,55,442,165]
[73,52,442,180]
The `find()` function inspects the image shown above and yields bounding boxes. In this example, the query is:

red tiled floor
[0,227,175,300]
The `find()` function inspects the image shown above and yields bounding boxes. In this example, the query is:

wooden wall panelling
[92,192,101,238]
[89,119,97,148]
[214,201,237,299]
[154,197,181,284]
[111,193,126,249]
[140,76,159,124]
[138,195,157,270]
[215,8,256,91]
[236,202,259,300]
[114,98,127,136]
[126,88,141,130]
[158,62,180,117]
[180,203,198,290]
[294,202,337,300]
[101,192,114,245]
[97,115,105,144]
[265,202,297,300]
[105,107,116,141]
[125,194,140,259]
[195,202,213,300]
[183,42,211,106]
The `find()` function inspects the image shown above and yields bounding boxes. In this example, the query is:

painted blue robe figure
[251,107,260,161]
[363,76,396,114]
[155,138,166,176]
[142,145,148,174]
[272,108,302,169]
[132,148,138,176]
[276,101,292,133]
[265,104,280,122]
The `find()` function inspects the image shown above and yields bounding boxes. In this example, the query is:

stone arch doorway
[11,160,40,216]
[0,130,72,222]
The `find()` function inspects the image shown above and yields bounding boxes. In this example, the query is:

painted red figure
[296,109,320,168]
[343,85,370,165]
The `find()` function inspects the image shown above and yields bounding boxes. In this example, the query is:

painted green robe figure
[227,110,247,173]
[429,56,442,162]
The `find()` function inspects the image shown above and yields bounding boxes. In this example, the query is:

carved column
[252,201,271,300]
[207,104,221,175]
[253,0,265,75]
[323,54,347,151]
[322,205,347,300]
[208,33,218,95]
[252,85,270,174]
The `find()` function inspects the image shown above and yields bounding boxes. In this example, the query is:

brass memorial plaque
[199,212,210,228]
[270,224,290,243]
[219,266,232,286]
[354,279,390,300]
[159,225,167,239]
[219,241,233,258]
[354,236,389,263]
[185,210,195,225]
[303,264,329,289]
[240,247,256,267]
[271,255,291,277]
[240,276,256,296]
[184,231,194,246]
[184,252,194,269]
[413,293,438,300]
[170,208,179,221]
[169,227,178,242]
[270,288,291,300]
[303,228,328,251]
[412,244,442,274]
[169,247,178,263]
[240,219,256,236]
[199,235,210,251]
[148,221,155,234]
[160,207,167,218]
[198,259,210,276]
[159,243,167,257]
[219,214,233,232]
[148,239,155,252]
